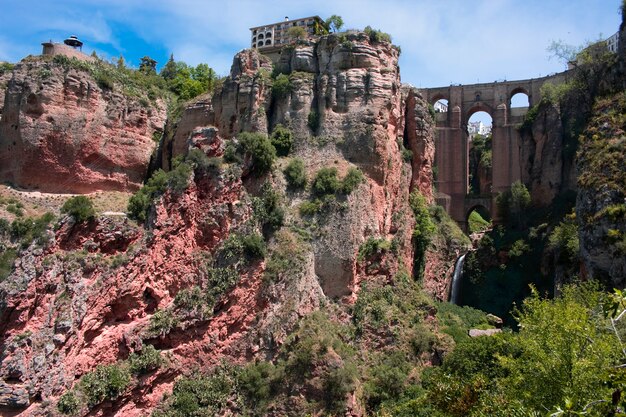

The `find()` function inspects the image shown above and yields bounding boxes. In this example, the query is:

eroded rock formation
[0,59,167,193]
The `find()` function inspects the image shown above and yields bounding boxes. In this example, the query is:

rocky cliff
[0,57,167,193]
[0,33,440,416]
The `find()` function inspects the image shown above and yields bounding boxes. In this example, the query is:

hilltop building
[250,16,324,61]
[41,35,95,62]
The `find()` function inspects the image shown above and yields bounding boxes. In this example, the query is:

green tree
[325,15,344,33]
[287,26,307,41]
[283,158,307,189]
[239,132,276,174]
[270,124,293,156]
[160,53,177,80]
[496,181,531,228]
[312,168,340,195]
[61,196,95,222]
[139,56,157,75]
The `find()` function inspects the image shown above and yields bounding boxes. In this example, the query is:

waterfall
[450,254,466,304]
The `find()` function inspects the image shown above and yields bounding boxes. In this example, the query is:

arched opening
[466,205,492,234]
[467,111,493,196]
[265,40,272,46]
[257,41,264,47]
[266,32,272,38]
[258,33,264,40]
[433,98,449,113]
[510,89,530,109]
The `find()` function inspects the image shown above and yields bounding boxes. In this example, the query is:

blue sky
[0,0,621,91]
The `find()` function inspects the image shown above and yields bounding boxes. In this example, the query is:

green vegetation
[364,26,392,43]
[358,237,391,261]
[264,228,308,283]
[283,158,307,189]
[127,161,193,222]
[341,167,365,194]
[467,210,490,234]
[422,283,624,416]
[51,54,169,103]
[221,232,267,263]
[270,124,293,156]
[496,181,531,228]
[154,365,238,416]
[128,345,162,375]
[410,192,436,280]
[57,390,80,415]
[252,183,285,236]
[9,212,55,248]
[548,211,580,266]
[272,73,292,98]
[325,15,344,33]
[0,61,15,75]
[80,364,131,408]
[287,26,307,41]
[312,167,341,195]
[160,54,217,101]
[0,248,17,282]
[147,309,179,337]
[307,109,321,133]
[61,196,95,222]
[228,132,276,175]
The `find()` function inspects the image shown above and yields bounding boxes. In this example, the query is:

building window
[265,40,272,46]
[258,41,264,47]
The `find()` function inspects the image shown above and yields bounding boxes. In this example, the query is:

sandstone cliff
[0,34,440,416]
[0,57,167,193]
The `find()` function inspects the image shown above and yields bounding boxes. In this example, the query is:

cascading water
[450,254,466,304]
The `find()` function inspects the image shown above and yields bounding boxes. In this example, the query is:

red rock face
[0,60,167,193]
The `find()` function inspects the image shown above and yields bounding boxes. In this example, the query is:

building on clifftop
[250,16,324,61]
[41,35,95,62]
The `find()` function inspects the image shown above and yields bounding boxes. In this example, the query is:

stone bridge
[421,71,571,230]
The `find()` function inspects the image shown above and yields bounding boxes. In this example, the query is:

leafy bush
[10,212,55,247]
[272,74,292,99]
[299,199,323,216]
[0,62,14,75]
[253,183,285,236]
[158,366,237,416]
[148,309,179,337]
[128,345,162,375]
[57,390,80,415]
[239,132,276,174]
[283,158,307,189]
[264,229,307,283]
[509,239,530,257]
[410,192,436,280]
[358,237,391,261]
[61,196,95,222]
[496,181,531,228]
[79,364,131,408]
[548,214,579,265]
[127,163,192,222]
[239,361,281,408]
[364,26,392,43]
[174,286,208,317]
[0,248,17,282]
[342,167,365,194]
[364,352,411,410]
[186,148,221,173]
[312,167,340,195]
[241,233,267,260]
[270,124,293,156]
[308,110,321,133]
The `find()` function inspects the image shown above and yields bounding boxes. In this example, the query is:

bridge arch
[509,87,530,108]
[466,203,492,233]
[465,102,494,125]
